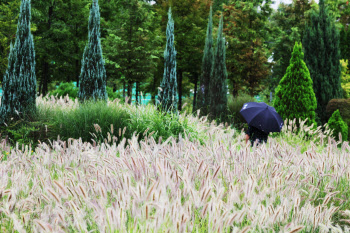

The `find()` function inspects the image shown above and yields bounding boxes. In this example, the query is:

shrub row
[0,98,203,148]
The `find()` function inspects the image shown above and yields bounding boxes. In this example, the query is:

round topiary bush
[327,109,348,142]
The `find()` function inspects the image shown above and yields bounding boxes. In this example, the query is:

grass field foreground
[0,97,350,232]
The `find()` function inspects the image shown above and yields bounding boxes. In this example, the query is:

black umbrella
[239,102,284,133]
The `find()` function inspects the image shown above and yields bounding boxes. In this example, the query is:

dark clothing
[245,126,269,145]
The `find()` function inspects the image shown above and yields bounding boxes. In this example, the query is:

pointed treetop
[168,7,173,22]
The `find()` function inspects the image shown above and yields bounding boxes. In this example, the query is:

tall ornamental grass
[1,95,205,147]
[0,116,349,232]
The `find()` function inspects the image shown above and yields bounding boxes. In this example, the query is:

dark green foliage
[303,0,342,124]
[0,0,37,123]
[213,0,229,12]
[196,6,213,116]
[209,15,228,121]
[223,0,272,97]
[274,42,317,126]
[102,0,161,103]
[50,82,121,101]
[0,0,21,81]
[106,86,122,101]
[50,82,78,99]
[327,109,348,141]
[270,0,313,93]
[158,8,178,113]
[227,93,256,129]
[78,0,107,102]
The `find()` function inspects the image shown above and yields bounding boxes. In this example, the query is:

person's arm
[245,126,250,144]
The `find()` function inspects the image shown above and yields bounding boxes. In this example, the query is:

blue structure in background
[68,82,154,105]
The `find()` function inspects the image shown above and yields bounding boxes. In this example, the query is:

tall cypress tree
[0,0,36,123]
[303,0,342,124]
[196,6,213,116]
[274,42,317,126]
[78,0,107,102]
[157,8,178,113]
[209,15,228,121]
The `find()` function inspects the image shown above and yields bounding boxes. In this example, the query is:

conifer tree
[0,0,36,123]
[274,42,317,126]
[209,15,228,121]
[303,0,342,124]
[327,109,348,142]
[78,0,107,102]
[196,6,213,116]
[158,8,178,112]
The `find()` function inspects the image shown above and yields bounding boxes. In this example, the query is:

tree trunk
[41,4,53,96]
[123,80,126,98]
[75,22,80,87]
[127,80,133,104]
[136,81,139,104]
[39,79,43,95]
[178,70,183,111]
[152,76,156,103]
[42,61,49,96]
[193,74,198,113]
[232,88,238,98]
[75,58,80,87]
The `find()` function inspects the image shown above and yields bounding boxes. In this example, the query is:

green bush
[106,86,123,101]
[274,42,317,127]
[1,99,203,148]
[0,109,55,148]
[44,100,130,143]
[50,82,78,99]
[327,109,348,141]
[227,93,256,129]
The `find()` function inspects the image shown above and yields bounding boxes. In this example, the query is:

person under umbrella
[245,125,269,145]
[240,102,284,146]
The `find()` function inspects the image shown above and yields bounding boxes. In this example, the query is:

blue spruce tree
[196,6,213,116]
[0,0,37,123]
[209,15,228,121]
[157,8,178,113]
[78,0,107,102]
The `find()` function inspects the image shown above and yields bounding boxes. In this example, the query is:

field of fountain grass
[1,99,350,232]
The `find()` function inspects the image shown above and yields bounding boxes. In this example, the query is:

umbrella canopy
[240,102,284,133]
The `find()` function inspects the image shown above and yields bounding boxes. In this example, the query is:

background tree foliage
[223,0,273,97]
[270,0,315,93]
[303,0,343,124]
[103,0,161,104]
[0,0,21,81]
[153,0,211,111]
[0,0,349,127]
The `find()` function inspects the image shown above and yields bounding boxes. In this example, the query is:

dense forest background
[0,0,350,112]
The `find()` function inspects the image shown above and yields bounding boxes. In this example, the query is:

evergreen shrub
[327,109,348,141]
[274,42,317,127]
[209,15,228,121]
[303,0,342,124]
[158,8,178,113]
[78,0,107,102]
[196,6,213,116]
[50,82,78,99]
[0,0,37,123]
